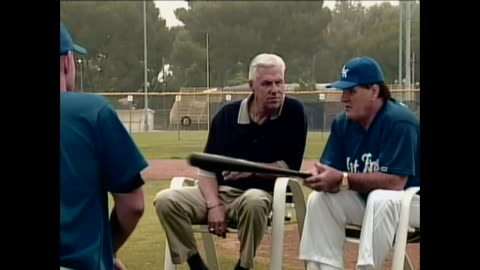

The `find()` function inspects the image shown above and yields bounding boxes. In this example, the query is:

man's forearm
[197,171,222,208]
[347,172,407,192]
[110,206,142,255]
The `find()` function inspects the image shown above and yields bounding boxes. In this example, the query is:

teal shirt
[60,92,148,269]
[320,99,420,202]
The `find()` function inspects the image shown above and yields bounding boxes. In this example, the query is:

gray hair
[248,53,286,81]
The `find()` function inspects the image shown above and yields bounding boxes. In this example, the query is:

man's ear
[248,80,254,91]
[371,84,379,100]
[64,57,71,75]
[63,53,74,75]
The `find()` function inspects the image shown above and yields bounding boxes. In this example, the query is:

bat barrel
[187,152,312,179]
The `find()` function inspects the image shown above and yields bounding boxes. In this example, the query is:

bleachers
[169,93,209,129]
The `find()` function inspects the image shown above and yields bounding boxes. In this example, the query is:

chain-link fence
[98,89,420,133]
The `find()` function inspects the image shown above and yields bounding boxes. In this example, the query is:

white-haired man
[154,53,308,270]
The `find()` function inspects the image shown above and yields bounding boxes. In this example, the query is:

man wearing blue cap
[60,22,148,270]
[298,56,420,270]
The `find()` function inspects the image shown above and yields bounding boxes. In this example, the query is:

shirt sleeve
[283,106,308,171]
[199,111,225,178]
[96,104,148,193]
[203,110,224,155]
[320,119,347,171]
[379,121,418,176]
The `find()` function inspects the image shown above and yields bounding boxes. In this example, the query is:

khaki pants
[154,185,273,269]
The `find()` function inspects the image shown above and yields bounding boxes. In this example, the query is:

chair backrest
[392,186,420,270]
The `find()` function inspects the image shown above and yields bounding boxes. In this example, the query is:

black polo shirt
[201,94,308,193]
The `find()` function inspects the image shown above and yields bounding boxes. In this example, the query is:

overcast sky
[154,1,400,28]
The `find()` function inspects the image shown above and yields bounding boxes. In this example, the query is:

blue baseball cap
[326,56,384,90]
[60,22,87,56]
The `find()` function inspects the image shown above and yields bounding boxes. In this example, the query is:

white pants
[298,189,419,270]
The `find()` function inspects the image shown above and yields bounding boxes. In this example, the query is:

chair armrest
[391,186,420,270]
[271,177,307,235]
[269,177,307,270]
[402,186,420,205]
[170,176,197,189]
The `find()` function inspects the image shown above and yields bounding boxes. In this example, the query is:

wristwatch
[340,172,349,190]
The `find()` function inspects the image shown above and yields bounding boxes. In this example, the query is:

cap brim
[73,44,87,55]
[326,80,358,90]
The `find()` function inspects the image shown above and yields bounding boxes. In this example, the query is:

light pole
[77,58,84,92]
[405,0,412,92]
[412,52,415,88]
[205,32,211,132]
[162,57,167,129]
[311,53,317,82]
[398,2,403,89]
[143,0,149,131]
[206,32,210,89]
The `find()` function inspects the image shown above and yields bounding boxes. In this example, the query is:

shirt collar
[237,93,285,124]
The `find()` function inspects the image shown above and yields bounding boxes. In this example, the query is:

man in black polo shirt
[154,53,308,270]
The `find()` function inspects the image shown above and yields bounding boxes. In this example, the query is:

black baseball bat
[187,152,312,179]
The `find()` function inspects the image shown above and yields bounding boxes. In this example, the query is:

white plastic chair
[391,186,420,270]
[345,187,420,270]
[162,176,307,270]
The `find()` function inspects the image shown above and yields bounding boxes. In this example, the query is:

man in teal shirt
[60,22,148,270]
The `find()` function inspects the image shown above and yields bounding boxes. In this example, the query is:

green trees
[60,0,420,92]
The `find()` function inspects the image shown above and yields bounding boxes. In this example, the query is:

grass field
[131,130,330,160]
[109,131,326,269]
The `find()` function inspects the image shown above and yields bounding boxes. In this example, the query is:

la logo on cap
[341,65,349,79]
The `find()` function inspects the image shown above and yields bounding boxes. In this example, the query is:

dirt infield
[142,159,420,270]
